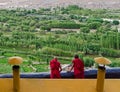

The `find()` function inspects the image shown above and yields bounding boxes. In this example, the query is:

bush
[112,20,119,25]
[40,26,51,31]
[50,23,81,29]
[80,27,90,33]
[88,22,102,29]
[0,32,3,36]
[87,18,103,23]
[40,47,74,57]
[110,59,120,67]
[83,57,94,67]
[100,48,120,57]
[79,17,87,22]
[69,15,78,19]
[67,5,80,10]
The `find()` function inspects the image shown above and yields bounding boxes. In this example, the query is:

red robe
[72,58,84,78]
[50,59,61,78]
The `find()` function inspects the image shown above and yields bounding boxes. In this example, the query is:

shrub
[80,27,90,33]
[87,18,103,23]
[88,22,102,29]
[40,47,73,57]
[40,26,51,31]
[110,59,120,67]
[112,20,119,25]
[100,48,120,57]
[83,57,94,67]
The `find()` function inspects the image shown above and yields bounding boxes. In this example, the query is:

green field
[0,5,120,73]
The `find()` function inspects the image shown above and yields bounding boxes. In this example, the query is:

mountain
[0,0,120,9]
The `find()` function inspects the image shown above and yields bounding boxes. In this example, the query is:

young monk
[50,56,62,78]
[70,54,84,78]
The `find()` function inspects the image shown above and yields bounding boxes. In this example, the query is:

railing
[7,56,111,92]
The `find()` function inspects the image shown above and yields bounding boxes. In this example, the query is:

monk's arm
[69,63,74,72]
[59,65,62,72]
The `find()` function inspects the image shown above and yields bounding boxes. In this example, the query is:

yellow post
[96,65,105,92]
[8,56,23,92]
[94,57,111,92]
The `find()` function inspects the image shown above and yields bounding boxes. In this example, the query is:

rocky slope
[0,0,120,9]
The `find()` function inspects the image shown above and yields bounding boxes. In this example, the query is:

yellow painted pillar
[94,57,111,92]
[96,65,105,92]
[8,56,23,92]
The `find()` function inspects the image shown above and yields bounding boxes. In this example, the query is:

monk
[50,57,62,78]
[70,54,84,78]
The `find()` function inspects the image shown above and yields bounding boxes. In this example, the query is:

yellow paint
[94,57,111,65]
[0,79,120,92]
[96,67,105,92]
[8,56,23,65]
[8,56,23,92]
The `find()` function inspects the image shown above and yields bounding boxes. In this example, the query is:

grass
[0,50,120,74]
[33,64,49,72]
[0,64,12,74]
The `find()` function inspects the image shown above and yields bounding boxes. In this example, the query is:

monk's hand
[60,69,62,72]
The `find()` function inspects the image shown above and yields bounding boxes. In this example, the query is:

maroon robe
[50,58,61,78]
[72,58,84,78]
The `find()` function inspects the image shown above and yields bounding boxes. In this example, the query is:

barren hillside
[0,0,120,9]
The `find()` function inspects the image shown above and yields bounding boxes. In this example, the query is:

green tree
[88,22,101,29]
[113,20,119,25]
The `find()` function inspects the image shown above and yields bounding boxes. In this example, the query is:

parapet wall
[0,79,120,92]
[0,68,120,78]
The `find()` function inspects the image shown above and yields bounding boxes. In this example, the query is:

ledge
[0,68,120,78]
